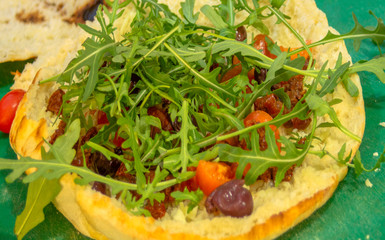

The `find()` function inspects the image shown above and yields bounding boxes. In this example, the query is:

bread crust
[8,0,365,239]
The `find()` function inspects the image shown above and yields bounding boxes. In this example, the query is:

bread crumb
[365,179,373,188]
[379,122,385,127]
[373,152,379,157]
[375,168,380,172]
[366,235,370,240]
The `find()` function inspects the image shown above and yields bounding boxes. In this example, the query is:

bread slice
[0,0,100,90]
[9,0,365,239]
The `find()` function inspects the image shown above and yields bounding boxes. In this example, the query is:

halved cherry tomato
[223,34,276,84]
[280,40,313,60]
[244,110,281,152]
[220,56,243,83]
[243,110,281,176]
[0,89,25,134]
[253,34,277,59]
[195,160,234,196]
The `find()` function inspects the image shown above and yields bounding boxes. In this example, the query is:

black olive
[205,179,253,218]
[255,68,267,85]
[129,73,141,93]
[236,26,247,42]
[92,151,121,177]
[172,118,181,132]
[83,1,103,22]
[114,147,123,155]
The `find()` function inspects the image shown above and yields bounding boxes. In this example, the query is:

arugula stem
[290,34,385,56]
[164,42,236,98]
[267,6,313,65]
[131,24,180,69]
[99,72,119,97]
[217,107,305,142]
[180,86,237,112]
[177,30,234,41]
[139,85,172,110]
[137,68,181,108]
[245,57,326,79]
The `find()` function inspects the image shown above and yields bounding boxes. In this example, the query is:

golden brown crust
[70,174,340,240]
[229,175,341,240]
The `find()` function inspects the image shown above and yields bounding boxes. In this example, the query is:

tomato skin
[196,160,234,196]
[0,89,25,134]
[97,110,109,125]
[113,130,126,148]
[220,56,242,83]
[243,110,281,150]
[253,34,277,59]
[280,40,312,60]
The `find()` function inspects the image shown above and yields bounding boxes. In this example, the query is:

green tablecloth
[1,1,384,239]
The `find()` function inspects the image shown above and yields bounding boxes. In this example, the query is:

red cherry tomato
[220,56,243,83]
[0,89,25,134]
[195,160,234,196]
[280,40,313,60]
[242,110,281,176]
[253,34,277,59]
[97,110,109,125]
[243,110,281,151]
[113,130,126,148]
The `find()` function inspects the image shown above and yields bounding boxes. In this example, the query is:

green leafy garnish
[171,188,204,213]
[14,177,61,240]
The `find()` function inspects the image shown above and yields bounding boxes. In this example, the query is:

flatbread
[0,0,98,90]
[9,0,365,239]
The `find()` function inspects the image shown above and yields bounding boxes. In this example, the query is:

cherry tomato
[253,34,277,59]
[178,166,199,192]
[280,40,312,60]
[223,34,276,84]
[113,130,126,148]
[0,89,25,134]
[97,110,109,125]
[195,160,234,196]
[243,110,281,150]
[220,56,242,83]
[242,110,281,176]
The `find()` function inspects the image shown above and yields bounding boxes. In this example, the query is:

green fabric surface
[1,1,384,239]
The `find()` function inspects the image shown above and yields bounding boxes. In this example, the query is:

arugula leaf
[52,38,117,101]
[306,93,361,142]
[44,119,81,164]
[317,62,350,97]
[353,150,385,175]
[15,177,61,240]
[218,116,316,186]
[290,11,385,55]
[171,188,204,213]
[270,0,286,8]
[171,101,195,172]
[164,42,236,98]
[181,0,199,24]
[342,76,359,97]
[347,57,385,83]
[212,40,273,64]
[200,5,228,29]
